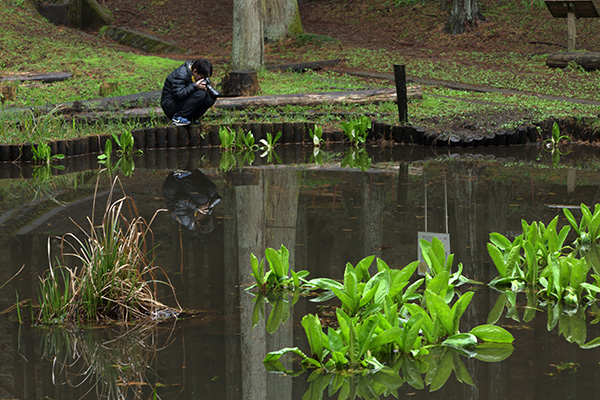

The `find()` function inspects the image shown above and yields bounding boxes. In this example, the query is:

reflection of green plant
[309,147,324,166]
[488,288,600,349]
[97,133,141,177]
[41,324,169,399]
[251,292,299,334]
[340,116,371,147]
[219,151,238,172]
[341,148,372,171]
[286,342,513,397]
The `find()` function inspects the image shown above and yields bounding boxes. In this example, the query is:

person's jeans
[164,90,216,121]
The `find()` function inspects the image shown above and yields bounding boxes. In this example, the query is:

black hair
[191,59,213,77]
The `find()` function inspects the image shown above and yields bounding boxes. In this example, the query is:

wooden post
[394,65,408,123]
[567,3,576,51]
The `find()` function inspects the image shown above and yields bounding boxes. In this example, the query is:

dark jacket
[162,169,221,232]
[160,61,198,118]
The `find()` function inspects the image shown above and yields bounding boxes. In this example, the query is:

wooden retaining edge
[0,121,540,164]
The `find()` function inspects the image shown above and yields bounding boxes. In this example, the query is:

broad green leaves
[248,245,309,293]
[260,241,514,393]
[487,209,600,309]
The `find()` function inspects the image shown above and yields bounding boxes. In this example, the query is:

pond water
[2,144,600,399]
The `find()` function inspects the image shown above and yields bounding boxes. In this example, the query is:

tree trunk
[231,0,264,71]
[444,0,485,35]
[262,0,303,43]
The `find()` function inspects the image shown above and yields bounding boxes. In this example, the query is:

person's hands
[196,79,207,91]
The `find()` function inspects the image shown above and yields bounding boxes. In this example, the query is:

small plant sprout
[219,126,236,150]
[259,131,282,156]
[111,131,142,156]
[308,125,324,147]
[97,138,113,165]
[248,245,309,293]
[237,130,259,151]
[32,142,65,165]
[340,116,371,147]
[544,122,571,149]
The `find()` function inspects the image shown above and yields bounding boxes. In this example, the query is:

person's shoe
[172,116,191,126]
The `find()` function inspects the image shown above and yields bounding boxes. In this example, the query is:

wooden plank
[0,72,73,83]
[213,87,421,110]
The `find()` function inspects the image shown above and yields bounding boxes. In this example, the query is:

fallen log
[266,59,343,72]
[0,72,73,83]
[546,52,600,70]
[214,87,422,110]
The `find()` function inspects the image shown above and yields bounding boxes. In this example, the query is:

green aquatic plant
[111,130,142,156]
[248,245,310,293]
[258,131,282,154]
[486,205,600,336]
[97,138,113,165]
[37,177,180,324]
[219,126,236,150]
[306,256,423,317]
[237,130,259,151]
[564,203,600,259]
[340,116,371,147]
[32,142,65,165]
[308,124,325,147]
[262,241,513,379]
[265,290,513,375]
[542,122,571,168]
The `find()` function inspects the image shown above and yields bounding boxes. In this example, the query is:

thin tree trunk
[231,0,264,70]
[444,0,485,35]
[262,0,303,43]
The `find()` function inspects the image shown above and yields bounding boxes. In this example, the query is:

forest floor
[94,0,600,135]
[101,0,586,63]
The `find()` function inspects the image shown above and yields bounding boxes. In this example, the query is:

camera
[202,78,220,98]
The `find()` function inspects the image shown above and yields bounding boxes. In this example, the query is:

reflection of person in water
[162,169,221,233]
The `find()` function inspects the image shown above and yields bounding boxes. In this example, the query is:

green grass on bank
[1,0,600,145]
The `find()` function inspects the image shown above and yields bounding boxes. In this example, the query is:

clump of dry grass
[38,176,180,324]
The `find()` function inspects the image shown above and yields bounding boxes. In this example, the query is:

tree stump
[99,82,119,97]
[220,70,260,97]
[0,86,16,103]
[546,52,600,71]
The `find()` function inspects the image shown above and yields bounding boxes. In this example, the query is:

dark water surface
[2,144,600,399]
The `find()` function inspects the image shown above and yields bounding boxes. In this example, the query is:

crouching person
[160,58,218,126]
